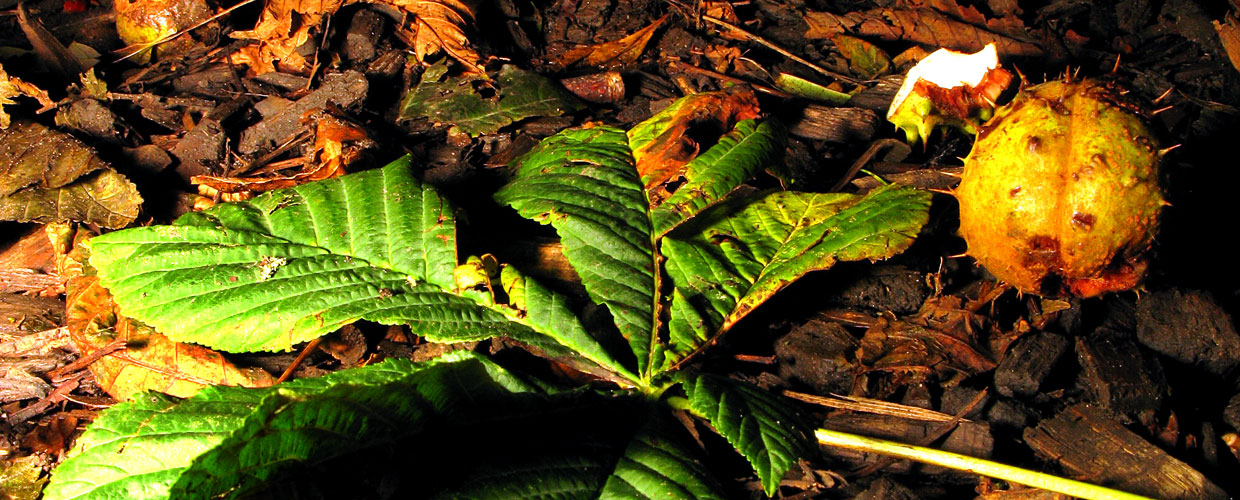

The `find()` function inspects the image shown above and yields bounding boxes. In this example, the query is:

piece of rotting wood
[820,412,994,476]
[1024,403,1228,500]
[993,331,1069,398]
[239,70,368,154]
[787,105,878,143]
[1075,334,1166,415]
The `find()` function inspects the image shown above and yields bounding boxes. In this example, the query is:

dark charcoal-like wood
[819,412,994,476]
[1225,391,1240,432]
[344,9,386,63]
[848,74,903,112]
[853,477,920,500]
[1024,403,1228,500]
[1136,289,1240,377]
[1075,333,1166,416]
[786,105,878,143]
[775,319,859,395]
[940,385,989,419]
[993,331,1069,398]
[239,70,369,154]
[984,397,1033,432]
[170,117,227,181]
[818,264,928,315]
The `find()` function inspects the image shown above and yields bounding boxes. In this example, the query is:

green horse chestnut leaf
[956,78,1167,297]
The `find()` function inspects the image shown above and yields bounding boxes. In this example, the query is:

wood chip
[1024,404,1228,500]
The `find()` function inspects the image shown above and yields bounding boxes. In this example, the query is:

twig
[830,138,905,192]
[6,372,85,425]
[46,339,127,383]
[693,13,861,85]
[784,390,963,423]
[276,337,324,384]
[666,60,793,98]
[851,388,988,478]
[815,428,1155,500]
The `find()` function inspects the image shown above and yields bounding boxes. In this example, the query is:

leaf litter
[2,0,1240,498]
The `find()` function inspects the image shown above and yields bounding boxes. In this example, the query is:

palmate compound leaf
[681,373,816,497]
[44,352,724,500]
[86,156,630,380]
[495,126,659,379]
[661,185,932,368]
[495,117,786,380]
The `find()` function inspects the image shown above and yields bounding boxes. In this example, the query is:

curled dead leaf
[0,64,54,129]
[232,0,483,74]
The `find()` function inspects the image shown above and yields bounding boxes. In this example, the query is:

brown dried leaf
[20,415,77,456]
[629,89,761,197]
[230,0,344,74]
[0,64,54,130]
[56,226,274,400]
[232,0,482,74]
[553,15,668,69]
[858,296,996,380]
[0,225,57,274]
[402,0,484,74]
[193,114,368,196]
[1214,14,1240,75]
[805,8,1042,57]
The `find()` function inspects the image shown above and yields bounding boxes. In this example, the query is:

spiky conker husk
[956,78,1164,297]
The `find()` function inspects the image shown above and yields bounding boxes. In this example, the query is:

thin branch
[815,428,1155,500]
[694,13,862,85]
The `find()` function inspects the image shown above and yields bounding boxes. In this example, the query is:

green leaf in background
[681,373,816,497]
[650,119,784,237]
[496,126,657,379]
[0,168,141,228]
[398,62,583,137]
[45,352,725,500]
[432,401,721,500]
[0,120,141,228]
[662,185,931,366]
[88,156,488,352]
[43,385,262,500]
[0,120,109,198]
[87,157,618,370]
[773,73,851,105]
[831,34,891,79]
